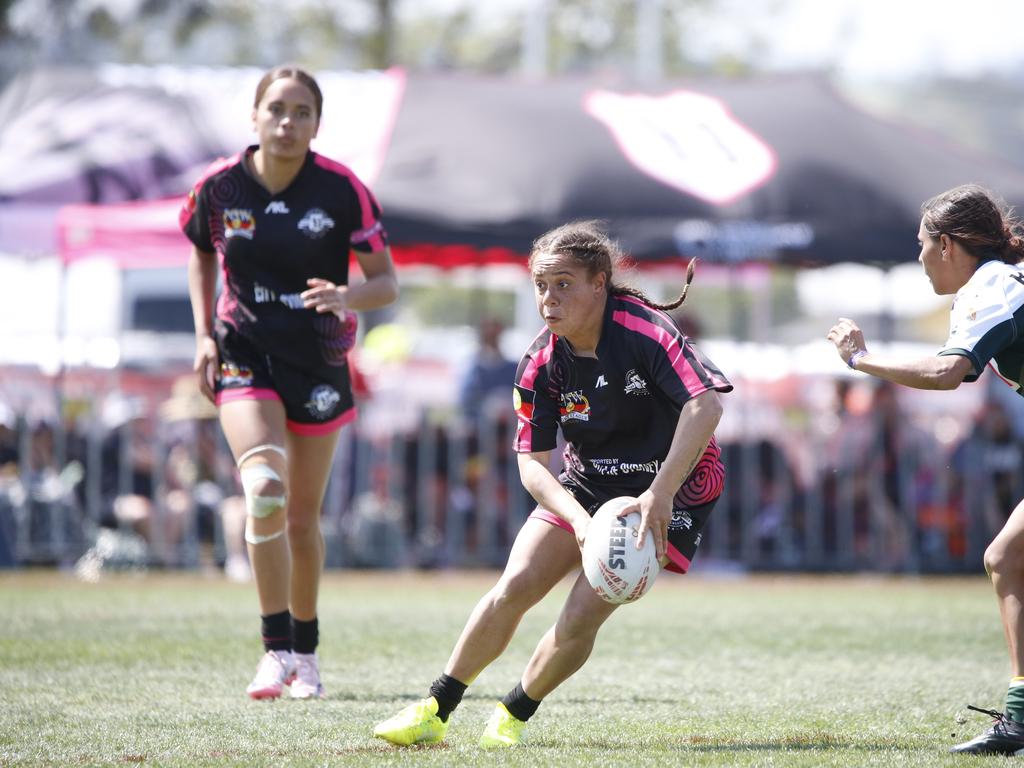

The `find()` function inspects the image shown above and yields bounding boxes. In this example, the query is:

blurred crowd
[1,321,1020,577]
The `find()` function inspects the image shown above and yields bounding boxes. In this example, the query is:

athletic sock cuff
[430,673,468,722]
[501,681,541,722]
[292,616,319,654]
[261,610,292,652]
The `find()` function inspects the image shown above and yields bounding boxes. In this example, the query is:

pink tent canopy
[58,199,186,268]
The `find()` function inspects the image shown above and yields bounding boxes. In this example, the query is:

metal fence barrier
[0,385,1016,576]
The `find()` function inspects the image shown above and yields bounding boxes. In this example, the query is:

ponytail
[610,258,698,311]
[1003,225,1024,265]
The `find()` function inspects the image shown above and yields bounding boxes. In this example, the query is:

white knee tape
[239,463,286,518]
[238,448,287,544]
[237,443,287,468]
[245,518,285,545]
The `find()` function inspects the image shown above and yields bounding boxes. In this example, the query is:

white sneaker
[289,652,325,699]
[246,650,295,700]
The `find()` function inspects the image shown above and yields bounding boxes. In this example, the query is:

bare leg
[984,496,1024,676]
[520,570,619,700]
[219,399,289,615]
[446,519,580,684]
[284,428,342,621]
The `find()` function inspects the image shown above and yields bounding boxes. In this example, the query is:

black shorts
[214,321,355,434]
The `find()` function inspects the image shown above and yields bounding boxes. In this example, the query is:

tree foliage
[0,0,779,78]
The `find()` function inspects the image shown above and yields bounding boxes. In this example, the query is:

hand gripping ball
[582,496,660,604]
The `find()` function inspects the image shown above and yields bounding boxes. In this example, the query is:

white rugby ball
[582,496,659,604]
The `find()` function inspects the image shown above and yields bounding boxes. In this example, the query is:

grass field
[0,569,1009,766]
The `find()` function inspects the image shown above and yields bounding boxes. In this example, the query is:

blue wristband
[847,350,868,370]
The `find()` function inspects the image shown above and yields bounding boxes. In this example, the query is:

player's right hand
[571,514,591,554]
[194,334,219,403]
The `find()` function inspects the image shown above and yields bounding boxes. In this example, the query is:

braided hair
[529,221,696,310]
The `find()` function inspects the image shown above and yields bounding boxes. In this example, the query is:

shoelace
[967,704,1004,720]
[965,704,1020,736]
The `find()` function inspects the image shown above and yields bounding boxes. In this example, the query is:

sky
[409,0,1024,82]
[739,0,1024,81]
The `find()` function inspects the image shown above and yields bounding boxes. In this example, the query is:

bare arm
[827,316,974,390]
[301,247,399,315]
[517,450,592,548]
[638,389,724,561]
[187,246,219,401]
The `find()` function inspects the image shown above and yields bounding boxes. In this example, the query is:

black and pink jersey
[179,146,387,370]
[513,294,733,507]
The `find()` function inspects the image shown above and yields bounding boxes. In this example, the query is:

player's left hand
[826,317,867,364]
[302,278,350,318]
[636,490,670,563]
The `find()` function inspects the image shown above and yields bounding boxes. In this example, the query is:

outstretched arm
[827,316,974,390]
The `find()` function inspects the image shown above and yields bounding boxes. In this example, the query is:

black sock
[429,673,468,722]
[261,610,292,652]
[501,681,541,722]
[292,616,319,655]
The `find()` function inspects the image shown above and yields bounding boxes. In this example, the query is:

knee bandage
[238,445,287,545]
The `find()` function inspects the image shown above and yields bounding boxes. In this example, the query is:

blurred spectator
[820,380,934,571]
[158,376,249,580]
[0,406,16,567]
[950,398,1024,561]
[718,437,802,565]
[95,395,172,563]
[455,318,519,561]
[10,419,85,565]
[457,318,518,422]
[0,404,18,470]
[342,462,405,568]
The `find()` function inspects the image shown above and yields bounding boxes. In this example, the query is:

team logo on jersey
[298,208,335,238]
[595,374,609,388]
[305,384,341,419]
[219,362,254,387]
[265,201,290,214]
[624,369,649,396]
[223,209,255,239]
[669,509,694,531]
[559,390,590,422]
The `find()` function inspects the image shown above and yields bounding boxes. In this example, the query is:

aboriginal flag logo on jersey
[513,386,534,420]
[559,390,590,422]
[223,209,255,239]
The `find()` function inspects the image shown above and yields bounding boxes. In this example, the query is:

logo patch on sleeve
[514,385,534,420]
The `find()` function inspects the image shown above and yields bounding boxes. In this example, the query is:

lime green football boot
[373,696,450,746]
[479,702,527,748]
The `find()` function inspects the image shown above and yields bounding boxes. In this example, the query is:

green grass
[0,570,1008,766]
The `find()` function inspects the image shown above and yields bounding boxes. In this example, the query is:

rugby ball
[582,496,659,604]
